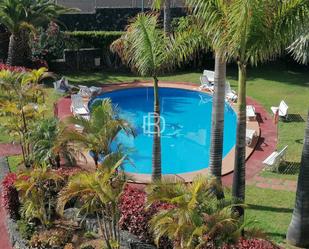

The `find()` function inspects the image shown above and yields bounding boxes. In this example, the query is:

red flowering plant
[0,63,27,72]
[119,184,173,246]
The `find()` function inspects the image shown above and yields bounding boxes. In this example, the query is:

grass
[246,186,295,245]
[7,155,22,172]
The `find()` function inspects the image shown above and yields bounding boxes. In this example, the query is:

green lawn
[246,186,295,245]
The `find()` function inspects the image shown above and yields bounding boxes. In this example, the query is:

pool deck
[55,81,276,184]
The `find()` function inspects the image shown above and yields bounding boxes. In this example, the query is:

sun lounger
[199,75,214,92]
[78,85,102,98]
[225,81,237,102]
[263,145,288,171]
[246,129,257,146]
[53,77,77,93]
[203,70,215,83]
[246,105,256,120]
[271,100,288,120]
[70,94,90,119]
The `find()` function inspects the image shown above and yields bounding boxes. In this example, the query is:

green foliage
[17,219,36,240]
[65,31,123,50]
[57,159,127,249]
[146,176,252,248]
[15,164,64,226]
[30,228,72,249]
[60,98,135,166]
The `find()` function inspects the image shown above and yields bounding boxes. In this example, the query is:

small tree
[57,156,126,249]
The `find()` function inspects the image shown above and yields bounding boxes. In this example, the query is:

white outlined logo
[143,112,165,136]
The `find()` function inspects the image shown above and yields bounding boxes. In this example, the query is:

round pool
[90,87,237,175]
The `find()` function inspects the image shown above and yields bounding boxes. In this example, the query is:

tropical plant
[57,157,127,249]
[186,0,309,215]
[0,67,51,166]
[28,118,76,168]
[111,13,177,181]
[152,0,172,33]
[0,0,73,66]
[60,99,134,167]
[288,28,309,65]
[146,176,249,248]
[287,109,309,247]
[15,164,64,226]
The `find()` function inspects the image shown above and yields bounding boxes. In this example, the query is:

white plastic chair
[199,75,214,92]
[246,105,256,120]
[263,146,288,171]
[246,129,257,146]
[203,70,215,82]
[225,82,238,102]
[70,94,89,117]
[271,100,288,119]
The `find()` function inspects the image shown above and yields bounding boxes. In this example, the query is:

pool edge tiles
[90,83,259,183]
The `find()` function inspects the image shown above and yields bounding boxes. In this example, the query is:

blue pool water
[90,87,237,174]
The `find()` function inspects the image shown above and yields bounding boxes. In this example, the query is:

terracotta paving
[0,143,22,157]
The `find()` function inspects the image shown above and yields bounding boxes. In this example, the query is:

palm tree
[61,99,135,167]
[288,29,309,65]
[57,157,126,249]
[112,13,175,181]
[152,0,172,33]
[0,0,71,66]
[28,118,77,168]
[15,163,63,226]
[187,0,309,214]
[146,176,247,248]
[287,109,309,247]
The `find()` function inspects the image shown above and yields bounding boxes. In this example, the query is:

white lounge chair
[53,77,76,93]
[78,85,102,98]
[263,145,288,171]
[70,94,90,119]
[246,129,257,146]
[225,82,238,102]
[246,105,256,120]
[203,70,215,83]
[271,100,288,120]
[199,75,214,92]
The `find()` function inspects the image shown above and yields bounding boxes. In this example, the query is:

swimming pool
[90,87,237,175]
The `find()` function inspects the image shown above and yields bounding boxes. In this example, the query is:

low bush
[29,228,73,248]
[119,185,172,246]
[17,219,36,240]
[2,173,20,220]
[65,31,123,50]
[0,63,27,72]
[232,238,281,249]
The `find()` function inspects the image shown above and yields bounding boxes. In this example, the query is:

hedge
[64,31,124,50]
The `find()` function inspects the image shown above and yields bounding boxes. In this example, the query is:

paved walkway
[0,143,21,157]
[247,175,297,192]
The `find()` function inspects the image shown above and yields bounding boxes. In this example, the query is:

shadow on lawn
[248,204,293,213]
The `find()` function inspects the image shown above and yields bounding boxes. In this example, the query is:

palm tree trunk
[287,109,309,248]
[232,62,247,217]
[209,52,226,199]
[7,32,28,66]
[152,77,162,181]
[164,0,171,34]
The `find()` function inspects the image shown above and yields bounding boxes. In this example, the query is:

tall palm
[0,0,71,66]
[61,99,135,167]
[57,157,126,249]
[146,176,246,248]
[188,0,309,214]
[287,109,309,247]
[112,13,175,181]
[152,0,172,33]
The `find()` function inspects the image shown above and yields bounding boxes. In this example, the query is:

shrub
[232,238,281,249]
[119,185,172,245]
[2,173,20,220]
[65,31,123,50]
[80,245,95,249]
[29,228,73,248]
[0,63,27,72]
[17,219,35,240]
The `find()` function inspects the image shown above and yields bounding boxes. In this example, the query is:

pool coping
[56,81,261,184]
